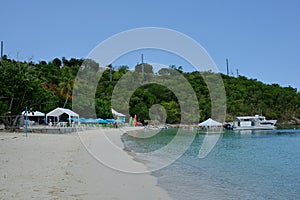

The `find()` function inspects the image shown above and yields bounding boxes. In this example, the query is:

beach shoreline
[0,126,172,200]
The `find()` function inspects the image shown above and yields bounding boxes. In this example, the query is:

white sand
[0,127,172,200]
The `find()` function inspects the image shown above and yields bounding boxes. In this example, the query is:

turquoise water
[122,129,300,200]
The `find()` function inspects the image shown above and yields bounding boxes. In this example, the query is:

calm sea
[122,128,300,200]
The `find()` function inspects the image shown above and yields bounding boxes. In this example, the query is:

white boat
[232,115,277,130]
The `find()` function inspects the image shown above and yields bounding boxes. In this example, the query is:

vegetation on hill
[0,56,299,126]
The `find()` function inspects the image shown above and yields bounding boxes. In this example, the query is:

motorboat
[224,115,277,130]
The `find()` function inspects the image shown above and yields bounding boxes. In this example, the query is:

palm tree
[59,75,74,108]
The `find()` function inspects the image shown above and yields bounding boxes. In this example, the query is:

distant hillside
[221,74,300,124]
[1,57,299,125]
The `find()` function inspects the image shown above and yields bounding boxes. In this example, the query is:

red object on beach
[134,114,137,126]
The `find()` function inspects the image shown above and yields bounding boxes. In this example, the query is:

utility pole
[226,58,229,76]
[141,53,144,74]
[109,65,112,82]
[1,41,3,59]
[236,68,239,77]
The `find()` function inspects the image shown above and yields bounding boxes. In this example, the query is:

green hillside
[1,56,299,125]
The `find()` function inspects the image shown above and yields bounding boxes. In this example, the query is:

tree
[52,58,62,67]
[95,98,113,119]
[169,65,183,73]
[0,59,58,128]
[58,75,74,108]
[135,63,153,74]
[1,55,300,126]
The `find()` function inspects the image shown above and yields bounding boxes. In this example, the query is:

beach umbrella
[131,117,134,126]
[134,114,137,126]
[106,119,116,123]
[79,118,86,123]
[97,118,108,124]
[85,118,97,123]
[72,118,79,122]
[67,117,76,123]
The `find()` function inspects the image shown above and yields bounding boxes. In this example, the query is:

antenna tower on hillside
[1,41,3,59]
[141,53,144,74]
[226,58,229,76]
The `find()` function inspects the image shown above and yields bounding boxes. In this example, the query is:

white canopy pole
[68,114,71,125]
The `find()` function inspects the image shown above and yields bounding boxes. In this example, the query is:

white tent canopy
[199,118,222,127]
[112,108,125,117]
[112,108,126,123]
[22,110,45,117]
[46,108,79,124]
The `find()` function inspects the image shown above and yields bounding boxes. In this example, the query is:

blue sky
[1,0,300,90]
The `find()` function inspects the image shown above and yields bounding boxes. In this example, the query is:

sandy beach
[0,127,171,200]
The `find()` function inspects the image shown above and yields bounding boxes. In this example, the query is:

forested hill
[0,56,299,124]
[221,74,300,124]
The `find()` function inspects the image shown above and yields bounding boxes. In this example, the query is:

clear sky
[1,0,300,90]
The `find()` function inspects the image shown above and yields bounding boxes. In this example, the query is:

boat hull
[233,126,276,130]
